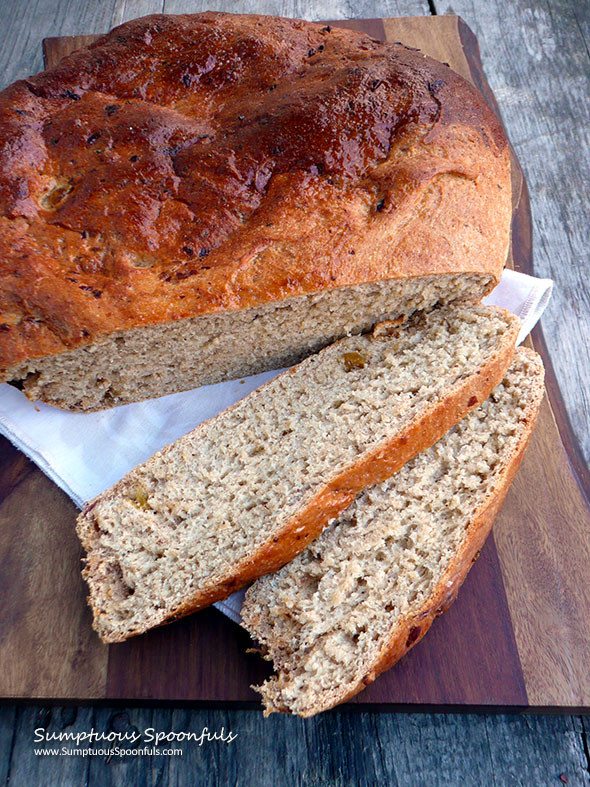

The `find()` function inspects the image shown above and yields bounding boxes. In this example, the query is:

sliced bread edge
[243,347,545,716]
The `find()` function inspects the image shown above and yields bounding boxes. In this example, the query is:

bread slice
[241,348,544,716]
[77,304,519,643]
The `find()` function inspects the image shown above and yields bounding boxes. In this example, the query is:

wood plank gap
[581,716,590,780]
[2,706,18,787]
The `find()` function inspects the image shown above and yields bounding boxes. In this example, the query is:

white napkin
[482,268,553,345]
[0,269,553,625]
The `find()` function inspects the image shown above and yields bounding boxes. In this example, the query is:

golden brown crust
[290,348,545,716]
[0,12,510,378]
[77,310,519,643]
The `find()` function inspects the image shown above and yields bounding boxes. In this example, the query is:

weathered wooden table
[1,0,589,784]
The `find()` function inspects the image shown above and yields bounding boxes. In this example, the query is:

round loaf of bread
[0,12,511,409]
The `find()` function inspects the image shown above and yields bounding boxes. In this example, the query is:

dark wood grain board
[1,14,589,709]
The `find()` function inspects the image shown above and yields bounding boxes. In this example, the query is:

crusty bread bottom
[8,273,492,411]
[241,348,545,716]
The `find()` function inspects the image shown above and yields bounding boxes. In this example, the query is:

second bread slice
[77,304,519,642]
[241,348,544,716]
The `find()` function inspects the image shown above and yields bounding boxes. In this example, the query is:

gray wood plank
[0,706,17,785]
[483,714,589,787]
[6,706,94,787]
[162,0,430,20]
[432,0,590,466]
[111,0,164,28]
[0,0,118,89]
[86,707,166,787]
[3,706,590,786]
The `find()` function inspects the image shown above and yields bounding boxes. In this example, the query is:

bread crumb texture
[242,348,544,716]
[77,304,519,642]
[7,274,490,410]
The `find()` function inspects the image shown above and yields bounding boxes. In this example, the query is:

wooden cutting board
[1,14,589,709]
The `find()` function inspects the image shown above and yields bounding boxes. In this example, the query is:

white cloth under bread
[0,269,553,625]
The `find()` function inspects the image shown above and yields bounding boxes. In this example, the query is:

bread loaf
[0,12,511,410]
[242,348,544,716]
[76,304,518,642]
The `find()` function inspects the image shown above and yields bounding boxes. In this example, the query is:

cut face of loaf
[76,304,519,643]
[7,273,492,412]
[241,348,545,717]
